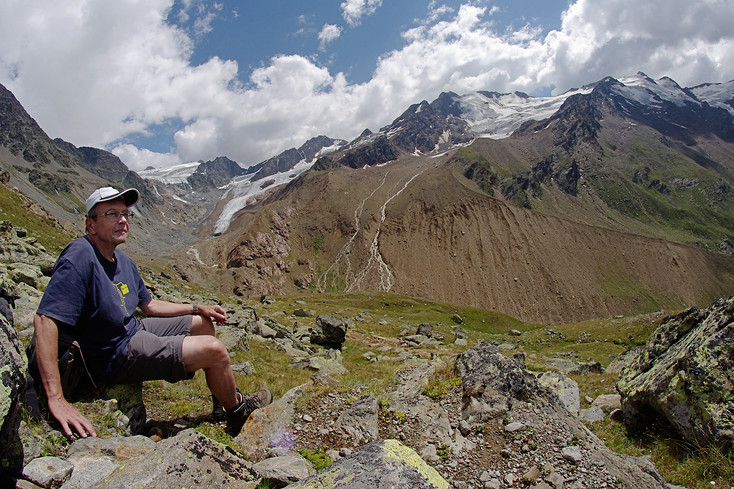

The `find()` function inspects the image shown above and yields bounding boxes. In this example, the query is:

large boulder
[286,438,449,488]
[457,342,557,423]
[617,297,734,449]
[0,305,27,482]
[310,315,348,350]
[94,429,258,488]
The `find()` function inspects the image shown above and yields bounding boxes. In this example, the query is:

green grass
[0,182,75,253]
[592,418,734,489]
[22,284,725,488]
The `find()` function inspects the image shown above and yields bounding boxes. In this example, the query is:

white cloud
[318,24,343,50]
[1,0,733,172]
[111,143,180,170]
[341,0,382,27]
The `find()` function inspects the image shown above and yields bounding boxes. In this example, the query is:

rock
[509,329,522,336]
[591,394,621,413]
[561,446,583,463]
[291,349,348,376]
[512,352,526,367]
[21,456,73,488]
[215,325,250,351]
[256,319,278,338]
[421,443,440,463]
[335,394,380,445]
[457,342,557,423]
[417,323,433,337]
[504,421,525,433]
[451,314,463,324]
[607,347,644,374]
[94,429,257,488]
[235,383,307,461]
[232,361,256,375]
[251,454,315,484]
[293,308,316,317]
[569,361,604,375]
[579,406,605,423]
[310,315,348,349]
[538,371,580,415]
[269,428,296,456]
[523,465,541,482]
[286,439,450,488]
[0,310,27,479]
[63,435,156,489]
[617,297,734,448]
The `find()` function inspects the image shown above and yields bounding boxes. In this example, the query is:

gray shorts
[113,316,194,384]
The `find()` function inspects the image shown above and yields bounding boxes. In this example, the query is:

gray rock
[417,323,433,337]
[457,342,558,423]
[617,297,734,448]
[310,315,348,349]
[561,446,583,463]
[287,439,450,488]
[607,347,643,374]
[216,325,250,351]
[0,311,27,476]
[251,454,315,484]
[421,443,440,463]
[579,406,605,423]
[569,361,604,375]
[504,422,525,433]
[591,394,621,413]
[94,429,256,488]
[63,436,155,489]
[335,394,379,445]
[509,329,522,336]
[234,383,307,461]
[291,349,348,376]
[22,456,73,488]
[293,308,316,317]
[538,371,580,415]
[232,361,256,375]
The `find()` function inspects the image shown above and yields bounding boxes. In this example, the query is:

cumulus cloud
[1,0,733,172]
[341,0,382,26]
[318,24,343,50]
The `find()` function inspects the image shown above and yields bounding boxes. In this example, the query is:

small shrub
[300,448,332,471]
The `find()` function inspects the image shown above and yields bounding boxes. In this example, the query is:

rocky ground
[2,215,731,488]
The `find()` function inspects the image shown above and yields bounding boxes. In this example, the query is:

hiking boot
[211,394,226,421]
[225,388,273,436]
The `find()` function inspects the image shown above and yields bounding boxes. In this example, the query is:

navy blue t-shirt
[37,236,152,381]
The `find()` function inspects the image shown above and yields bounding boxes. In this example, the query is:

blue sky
[1,0,733,171]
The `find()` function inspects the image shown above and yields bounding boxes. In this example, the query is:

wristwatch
[192,303,199,315]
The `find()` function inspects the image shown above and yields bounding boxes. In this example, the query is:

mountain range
[1,72,733,323]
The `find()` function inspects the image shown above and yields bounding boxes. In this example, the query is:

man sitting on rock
[31,186,272,438]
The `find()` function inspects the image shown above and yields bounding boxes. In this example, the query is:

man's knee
[182,335,230,371]
[190,314,216,336]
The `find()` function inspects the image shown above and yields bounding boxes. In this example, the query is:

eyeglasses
[97,210,134,222]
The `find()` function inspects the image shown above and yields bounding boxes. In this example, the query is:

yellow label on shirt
[120,283,129,295]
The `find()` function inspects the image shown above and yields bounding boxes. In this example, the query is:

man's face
[87,198,130,247]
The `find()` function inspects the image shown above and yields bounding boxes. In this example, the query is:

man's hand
[34,313,96,439]
[47,394,96,438]
[198,303,227,325]
[141,299,227,324]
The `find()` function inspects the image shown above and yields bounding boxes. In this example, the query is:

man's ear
[85,217,96,235]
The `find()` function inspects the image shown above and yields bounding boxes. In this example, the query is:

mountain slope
[0,83,205,254]
[194,74,734,323]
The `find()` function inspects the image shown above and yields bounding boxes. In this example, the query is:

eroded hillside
[184,152,734,324]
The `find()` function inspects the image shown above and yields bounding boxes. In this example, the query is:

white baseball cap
[85,187,139,215]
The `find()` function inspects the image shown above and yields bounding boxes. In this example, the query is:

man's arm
[33,313,96,438]
[140,299,226,325]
